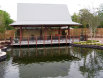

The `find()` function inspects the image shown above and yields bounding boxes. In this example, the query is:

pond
[0,46,103,78]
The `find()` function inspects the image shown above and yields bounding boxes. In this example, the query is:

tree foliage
[72,9,92,28]
[72,8,100,38]
[88,12,100,37]
[98,4,103,28]
[79,9,92,28]
[72,13,80,23]
[0,10,14,33]
[72,13,81,28]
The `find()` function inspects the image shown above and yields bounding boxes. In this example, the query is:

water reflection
[0,62,5,78]
[12,47,80,64]
[0,47,103,78]
[11,47,79,78]
[79,49,103,78]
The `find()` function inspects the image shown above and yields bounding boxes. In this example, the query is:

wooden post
[58,27,61,34]
[43,36,45,46]
[66,35,67,44]
[19,36,21,47]
[28,37,29,47]
[59,35,60,45]
[45,27,47,40]
[68,26,70,39]
[40,26,43,37]
[51,35,52,46]
[58,35,60,45]
[72,31,74,43]
[20,26,22,41]
[79,35,80,42]
[36,36,37,47]
[20,26,22,46]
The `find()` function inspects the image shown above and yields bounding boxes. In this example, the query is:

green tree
[72,13,80,23]
[78,8,100,39]
[0,10,14,39]
[78,9,91,35]
[0,10,5,33]
[0,10,14,32]
[88,14,100,38]
[79,9,91,28]
[72,13,81,28]
[98,4,103,28]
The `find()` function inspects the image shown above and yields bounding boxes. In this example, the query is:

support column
[40,26,43,39]
[20,26,22,41]
[68,26,70,39]
[58,27,61,34]
[45,27,47,40]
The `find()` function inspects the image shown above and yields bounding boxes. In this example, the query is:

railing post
[58,36,59,45]
[43,36,45,46]
[58,35,60,45]
[20,26,22,46]
[51,35,52,46]
[28,37,29,47]
[79,35,80,42]
[66,35,67,45]
[59,35,60,45]
[36,36,37,47]
[20,36,21,47]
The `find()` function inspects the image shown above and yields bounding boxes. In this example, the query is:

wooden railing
[10,35,80,46]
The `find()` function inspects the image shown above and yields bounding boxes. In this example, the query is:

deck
[11,38,79,46]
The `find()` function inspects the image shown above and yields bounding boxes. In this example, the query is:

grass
[73,40,103,46]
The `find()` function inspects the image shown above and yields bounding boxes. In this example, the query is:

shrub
[86,40,99,43]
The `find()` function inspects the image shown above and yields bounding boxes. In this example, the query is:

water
[0,46,103,78]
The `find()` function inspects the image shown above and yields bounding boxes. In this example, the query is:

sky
[0,0,103,20]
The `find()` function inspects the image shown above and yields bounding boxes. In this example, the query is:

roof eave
[10,24,82,27]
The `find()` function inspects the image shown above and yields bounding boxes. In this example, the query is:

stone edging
[0,49,6,62]
[70,43,103,50]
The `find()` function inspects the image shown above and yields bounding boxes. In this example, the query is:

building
[10,3,81,46]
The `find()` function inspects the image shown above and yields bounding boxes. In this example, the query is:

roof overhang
[10,3,82,27]
[10,21,81,27]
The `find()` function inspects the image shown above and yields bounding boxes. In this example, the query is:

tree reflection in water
[73,47,103,78]
[12,47,80,64]
[3,47,103,78]
[10,47,81,78]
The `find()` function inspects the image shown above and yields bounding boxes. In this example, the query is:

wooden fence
[0,30,15,40]
[0,28,103,40]
[70,28,103,38]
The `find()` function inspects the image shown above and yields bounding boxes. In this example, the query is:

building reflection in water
[11,47,80,78]
[1,47,103,78]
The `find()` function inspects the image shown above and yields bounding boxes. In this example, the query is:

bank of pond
[72,40,103,50]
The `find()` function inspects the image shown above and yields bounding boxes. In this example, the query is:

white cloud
[0,0,103,20]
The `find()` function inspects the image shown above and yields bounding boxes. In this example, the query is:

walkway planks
[11,39,79,46]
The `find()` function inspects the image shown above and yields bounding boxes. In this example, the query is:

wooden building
[10,3,81,46]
